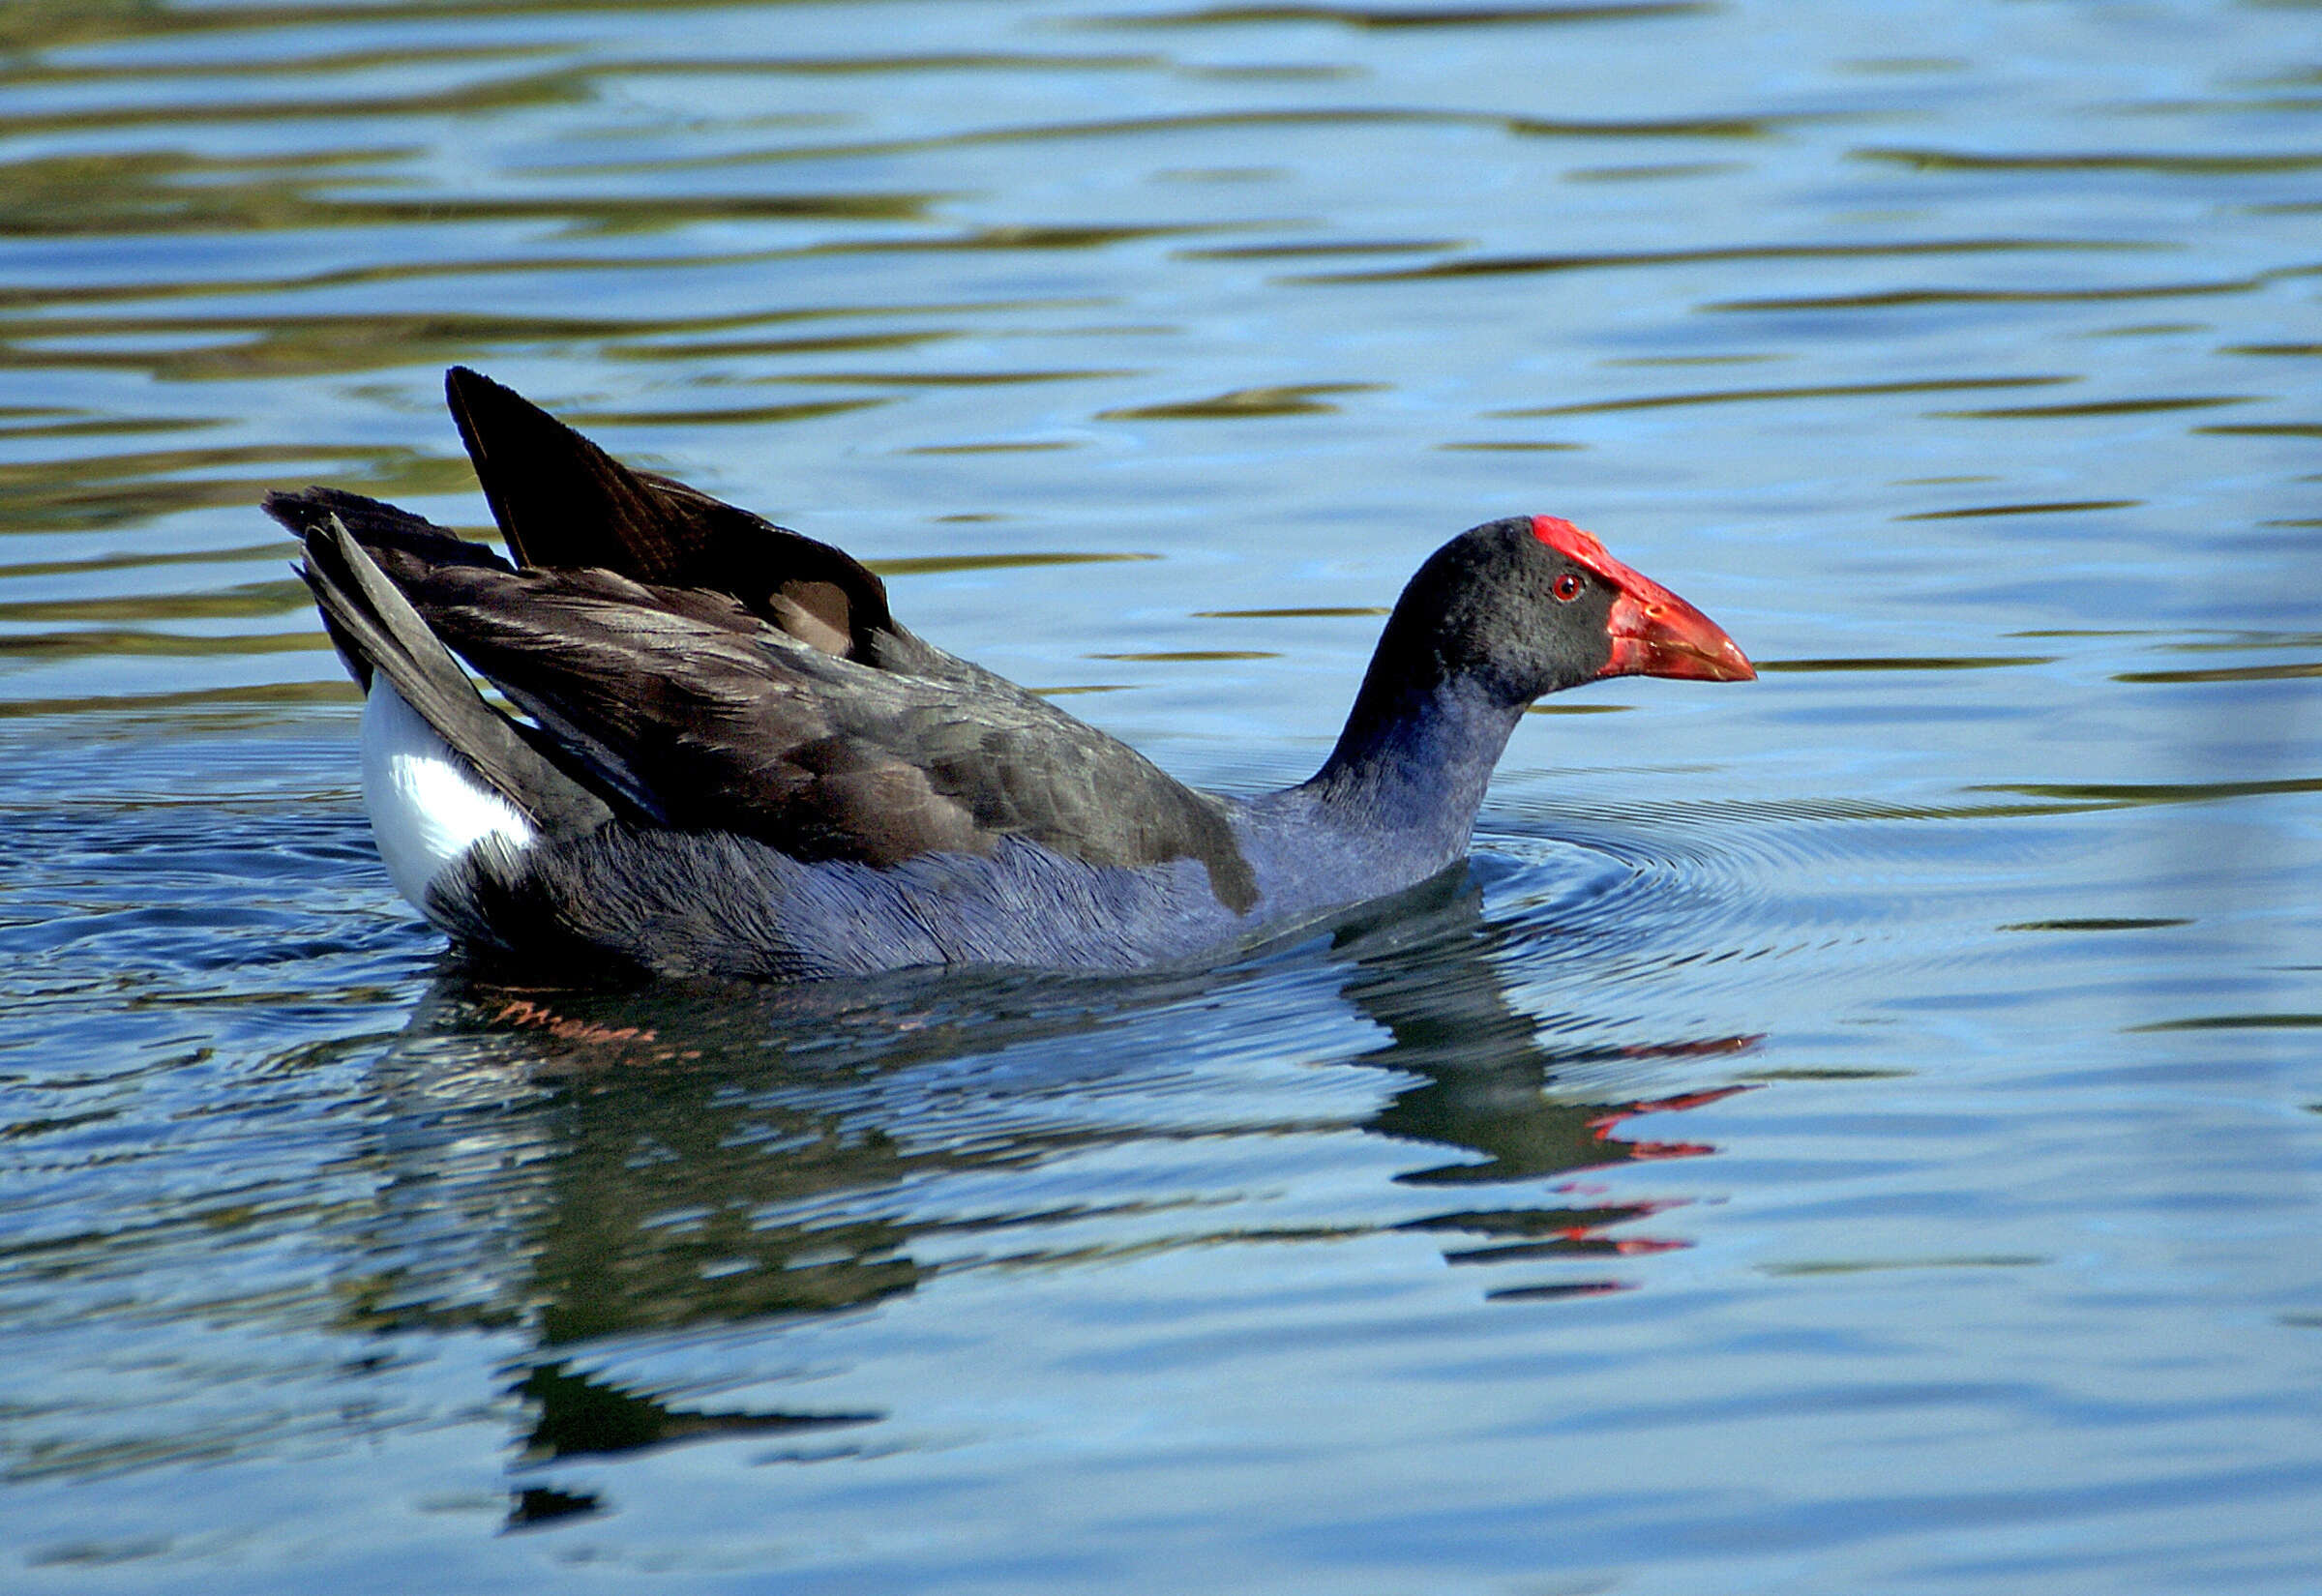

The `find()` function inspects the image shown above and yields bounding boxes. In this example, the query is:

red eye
[1552,573,1584,603]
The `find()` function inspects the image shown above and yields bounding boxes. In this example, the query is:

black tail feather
[280,499,613,840]
[263,486,513,575]
[445,366,685,576]
[441,366,899,660]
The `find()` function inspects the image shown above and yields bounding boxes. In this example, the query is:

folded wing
[272,372,1257,910]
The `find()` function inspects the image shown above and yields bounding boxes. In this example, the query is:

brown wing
[353,536,1257,910]
[277,371,1259,910]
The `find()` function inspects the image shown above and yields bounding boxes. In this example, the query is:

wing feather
[277,373,1259,912]
[362,550,1253,904]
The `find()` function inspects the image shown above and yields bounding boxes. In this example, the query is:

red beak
[1529,517,1754,683]
[1603,578,1756,682]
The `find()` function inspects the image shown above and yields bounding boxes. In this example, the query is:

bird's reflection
[351,872,1751,1528]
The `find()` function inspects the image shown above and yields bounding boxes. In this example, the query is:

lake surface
[4,0,2321,1589]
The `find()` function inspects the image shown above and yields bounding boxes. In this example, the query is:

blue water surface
[2,1,2320,1590]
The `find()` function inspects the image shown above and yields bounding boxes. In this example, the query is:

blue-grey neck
[1294,674,1529,878]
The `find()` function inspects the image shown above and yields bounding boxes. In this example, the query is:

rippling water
[5,0,2322,1589]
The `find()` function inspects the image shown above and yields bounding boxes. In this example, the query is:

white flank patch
[360,678,536,914]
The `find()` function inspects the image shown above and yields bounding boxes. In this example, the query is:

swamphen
[271,369,1752,981]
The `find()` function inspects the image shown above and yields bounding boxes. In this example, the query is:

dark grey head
[1369,515,1755,710]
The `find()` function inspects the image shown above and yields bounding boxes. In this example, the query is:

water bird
[272,368,1753,981]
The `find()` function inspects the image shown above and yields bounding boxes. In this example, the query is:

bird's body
[276,369,1751,982]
